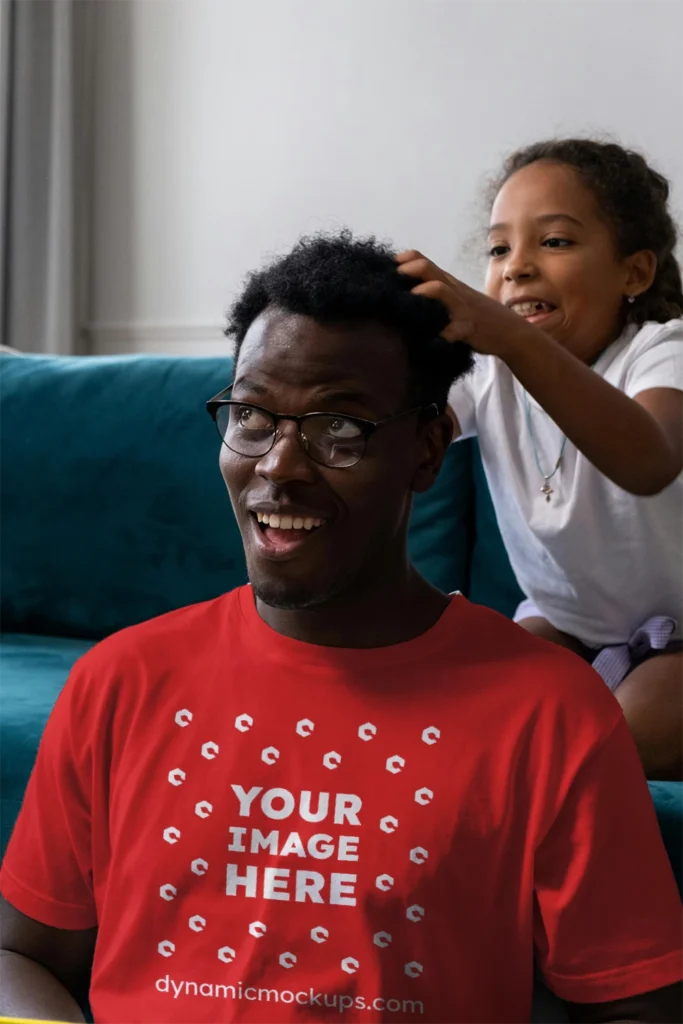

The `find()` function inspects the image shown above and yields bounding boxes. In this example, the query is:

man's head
[217,231,473,611]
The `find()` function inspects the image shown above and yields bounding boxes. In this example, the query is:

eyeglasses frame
[206,385,438,468]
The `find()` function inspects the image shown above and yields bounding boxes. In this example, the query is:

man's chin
[249,565,353,613]
[251,579,327,611]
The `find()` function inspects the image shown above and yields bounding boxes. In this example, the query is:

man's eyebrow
[232,375,269,396]
[312,388,376,407]
[232,377,375,409]
[488,213,584,234]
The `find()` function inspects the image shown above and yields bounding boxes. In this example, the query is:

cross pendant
[541,481,553,502]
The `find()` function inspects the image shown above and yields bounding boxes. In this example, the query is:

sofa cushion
[649,781,683,894]
[409,439,473,595]
[1,354,243,638]
[0,633,95,856]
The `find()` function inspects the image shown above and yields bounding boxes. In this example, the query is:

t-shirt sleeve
[624,320,683,398]
[0,662,98,930]
[447,357,490,439]
[448,377,477,439]
[534,713,683,1003]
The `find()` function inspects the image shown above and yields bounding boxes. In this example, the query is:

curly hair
[492,139,683,325]
[226,230,473,413]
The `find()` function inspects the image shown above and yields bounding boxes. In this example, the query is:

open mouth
[509,300,557,324]
[256,512,324,532]
[250,511,327,558]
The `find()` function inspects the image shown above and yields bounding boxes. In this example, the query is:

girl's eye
[488,244,509,258]
[542,237,574,249]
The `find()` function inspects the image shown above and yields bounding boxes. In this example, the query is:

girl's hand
[396,250,536,360]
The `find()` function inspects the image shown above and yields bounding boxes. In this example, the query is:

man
[1,232,681,1023]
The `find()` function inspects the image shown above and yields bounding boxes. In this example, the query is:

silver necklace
[521,352,604,503]
[522,390,567,502]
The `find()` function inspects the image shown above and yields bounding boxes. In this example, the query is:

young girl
[397,139,682,780]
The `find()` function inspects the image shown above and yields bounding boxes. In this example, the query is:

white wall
[88,0,683,356]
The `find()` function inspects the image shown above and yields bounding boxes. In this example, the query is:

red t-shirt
[1,588,681,1023]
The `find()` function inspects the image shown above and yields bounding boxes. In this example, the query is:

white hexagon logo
[249,921,267,939]
[296,718,315,737]
[407,904,425,922]
[163,826,181,845]
[405,961,423,978]
[159,883,177,901]
[261,746,280,765]
[158,940,175,957]
[235,713,253,733]
[195,801,213,819]
[414,787,433,805]
[421,725,440,745]
[311,925,329,944]
[175,709,192,728]
[323,750,341,770]
[189,914,206,932]
[358,722,377,741]
[375,873,394,892]
[218,945,236,964]
[279,952,296,969]
[191,858,208,876]
[380,815,399,833]
[410,846,429,865]
[373,931,392,948]
[341,957,359,975]
[168,768,186,787]
[201,741,219,760]
[386,755,405,774]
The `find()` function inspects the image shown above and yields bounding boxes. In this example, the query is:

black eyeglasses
[206,386,437,469]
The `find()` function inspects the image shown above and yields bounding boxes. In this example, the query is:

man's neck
[255,563,449,649]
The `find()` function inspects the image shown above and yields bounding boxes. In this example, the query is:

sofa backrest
[1,353,486,639]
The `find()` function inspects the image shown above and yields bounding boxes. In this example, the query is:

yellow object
[0,1018,72,1023]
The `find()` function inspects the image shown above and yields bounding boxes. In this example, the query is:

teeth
[257,512,324,531]
[511,301,553,317]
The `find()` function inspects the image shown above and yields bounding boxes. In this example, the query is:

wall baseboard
[85,322,233,357]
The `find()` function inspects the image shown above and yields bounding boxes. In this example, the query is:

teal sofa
[1,351,680,1022]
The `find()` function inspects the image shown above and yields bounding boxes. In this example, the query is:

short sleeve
[0,664,97,930]
[448,356,491,439]
[624,320,683,398]
[534,714,683,1003]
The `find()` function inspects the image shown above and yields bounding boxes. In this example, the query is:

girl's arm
[504,331,682,495]
[398,252,682,495]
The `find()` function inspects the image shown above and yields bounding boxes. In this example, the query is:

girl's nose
[503,248,538,282]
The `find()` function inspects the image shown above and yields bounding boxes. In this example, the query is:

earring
[627,295,635,304]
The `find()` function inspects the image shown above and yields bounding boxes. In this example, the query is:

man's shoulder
[454,598,621,725]
[452,601,625,792]
[68,587,245,688]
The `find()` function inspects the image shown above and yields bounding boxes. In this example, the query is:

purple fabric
[592,616,678,691]
[514,600,678,691]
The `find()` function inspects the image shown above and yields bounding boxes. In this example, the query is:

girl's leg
[516,615,593,662]
[614,651,682,781]
[518,615,682,780]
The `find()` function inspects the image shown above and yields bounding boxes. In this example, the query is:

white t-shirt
[449,319,683,647]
